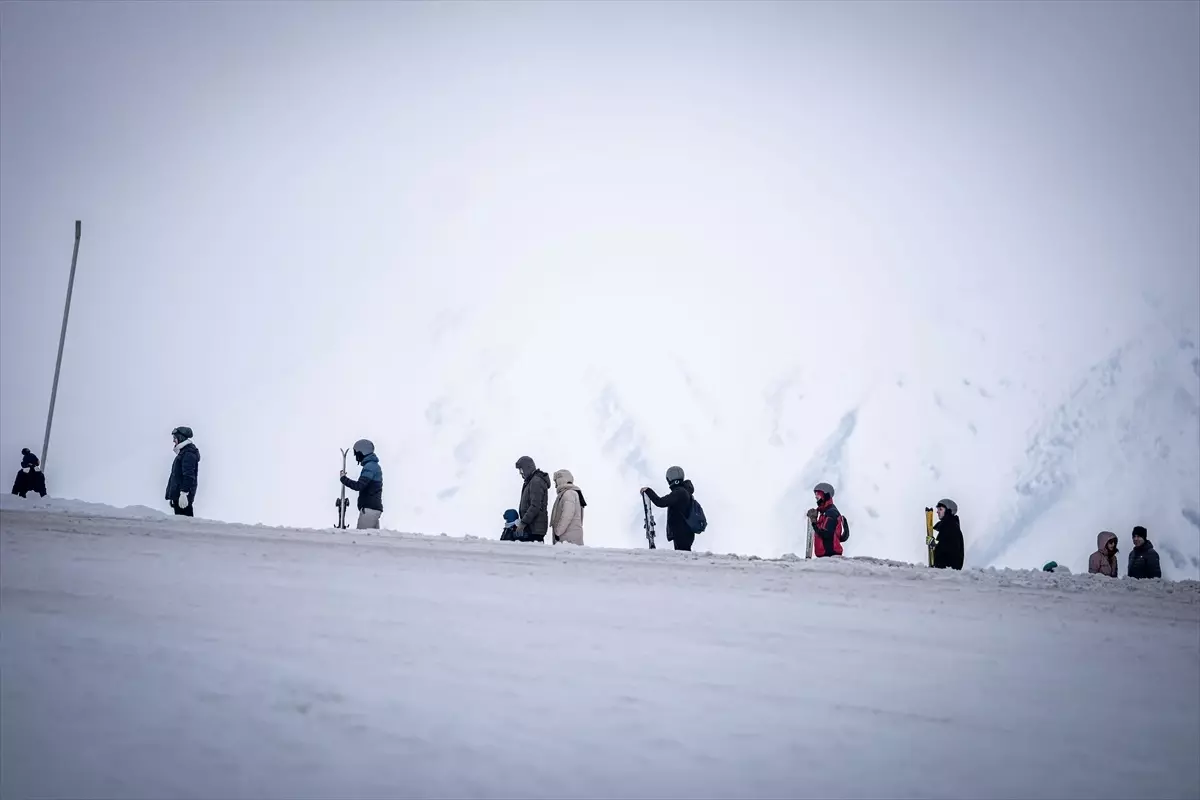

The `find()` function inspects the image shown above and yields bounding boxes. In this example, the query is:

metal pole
[42,220,82,472]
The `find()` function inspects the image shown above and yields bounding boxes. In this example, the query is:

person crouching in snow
[340,439,383,529]
[11,448,47,498]
[166,427,200,516]
[500,509,520,541]
[550,469,586,545]
[1088,531,1119,577]
[805,482,846,558]
[931,499,965,570]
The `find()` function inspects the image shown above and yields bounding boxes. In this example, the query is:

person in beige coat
[550,469,586,545]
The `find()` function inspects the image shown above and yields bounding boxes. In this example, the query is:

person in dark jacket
[340,438,383,529]
[931,498,965,570]
[514,456,550,542]
[805,482,846,558]
[1127,526,1162,579]
[165,427,200,516]
[641,466,698,551]
[11,448,47,498]
[500,508,520,541]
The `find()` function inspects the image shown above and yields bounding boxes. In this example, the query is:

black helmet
[814,482,835,499]
[353,439,375,458]
[665,466,685,484]
[171,426,193,441]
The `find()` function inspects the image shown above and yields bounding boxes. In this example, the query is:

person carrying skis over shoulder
[806,482,845,558]
[641,466,705,551]
[340,439,383,529]
[931,498,965,570]
[166,427,200,516]
[514,456,551,542]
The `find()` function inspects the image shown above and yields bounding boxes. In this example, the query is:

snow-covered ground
[2,498,1198,800]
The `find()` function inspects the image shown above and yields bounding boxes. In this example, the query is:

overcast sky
[2,1,1197,562]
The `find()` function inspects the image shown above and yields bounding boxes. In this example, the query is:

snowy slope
[2,501,1198,800]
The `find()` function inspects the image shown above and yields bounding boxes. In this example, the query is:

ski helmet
[665,466,685,484]
[171,426,193,441]
[814,482,835,499]
[353,439,375,457]
[936,498,958,515]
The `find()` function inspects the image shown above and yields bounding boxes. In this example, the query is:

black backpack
[683,496,708,534]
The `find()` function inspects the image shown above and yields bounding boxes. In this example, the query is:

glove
[340,470,347,478]
[178,493,189,509]
[926,534,936,547]
[806,508,819,522]
[515,521,525,532]
[32,466,40,473]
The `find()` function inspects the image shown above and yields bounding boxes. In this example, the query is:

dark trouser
[11,470,46,498]
[672,532,695,551]
[173,504,194,517]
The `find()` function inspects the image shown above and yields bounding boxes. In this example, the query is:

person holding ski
[166,427,200,516]
[806,482,846,558]
[1127,526,1162,579]
[550,469,586,545]
[1088,531,1119,577]
[641,466,703,551]
[930,498,965,570]
[11,448,47,498]
[514,456,550,542]
[340,439,383,529]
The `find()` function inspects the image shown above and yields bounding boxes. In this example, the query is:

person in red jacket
[806,482,845,557]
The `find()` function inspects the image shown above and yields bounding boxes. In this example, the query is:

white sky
[2,1,1197,570]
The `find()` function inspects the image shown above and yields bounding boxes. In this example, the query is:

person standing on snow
[930,498,965,570]
[550,469,586,545]
[1127,526,1162,579]
[340,439,383,529]
[641,466,699,551]
[11,448,47,498]
[514,456,550,542]
[1088,531,1119,577]
[806,482,846,558]
[166,427,201,516]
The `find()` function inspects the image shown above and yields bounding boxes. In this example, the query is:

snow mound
[0,494,167,520]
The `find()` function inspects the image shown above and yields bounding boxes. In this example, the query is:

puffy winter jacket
[165,441,201,506]
[813,497,844,557]
[1128,540,1162,579]
[551,469,585,545]
[341,453,383,511]
[644,480,696,543]
[1088,531,1119,577]
[518,468,551,541]
[932,512,965,570]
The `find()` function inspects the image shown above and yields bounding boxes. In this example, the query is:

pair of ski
[334,447,351,530]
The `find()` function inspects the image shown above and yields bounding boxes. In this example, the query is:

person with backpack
[166,427,201,516]
[339,439,383,529]
[641,466,706,551]
[1127,526,1162,579]
[514,456,551,542]
[930,498,965,570]
[805,482,847,558]
[550,469,586,545]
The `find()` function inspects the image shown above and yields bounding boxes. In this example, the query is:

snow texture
[3,500,1198,799]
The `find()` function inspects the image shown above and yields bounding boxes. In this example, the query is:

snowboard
[335,448,351,529]
[924,507,935,566]
[641,491,657,549]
